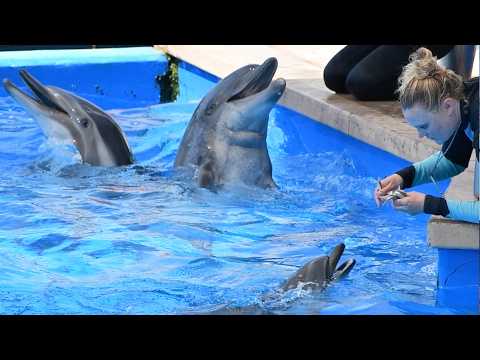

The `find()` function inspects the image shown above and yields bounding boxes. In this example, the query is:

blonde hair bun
[407,47,443,80]
[397,47,464,110]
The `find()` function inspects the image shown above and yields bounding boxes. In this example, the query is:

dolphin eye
[80,119,89,128]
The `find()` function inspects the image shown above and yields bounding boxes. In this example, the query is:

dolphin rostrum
[174,57,286,189]
[3,70,134,166]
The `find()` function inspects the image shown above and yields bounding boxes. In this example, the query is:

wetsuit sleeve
[423,196,480,223]
[424,195,449,216]
[395,165,416,188]
[445,199,480,224]
[395,152,466,188]
[412,151,466,186]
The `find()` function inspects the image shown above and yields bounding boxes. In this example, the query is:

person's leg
[323,45,379,93]
[345,45,455,101]
[422,45,455,60]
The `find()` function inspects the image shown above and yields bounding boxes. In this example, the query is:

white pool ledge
[0,47,165,67]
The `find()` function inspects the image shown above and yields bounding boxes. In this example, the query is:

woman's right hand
[374,174,404,207]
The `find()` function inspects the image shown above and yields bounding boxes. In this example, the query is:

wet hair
[396,47,465,111]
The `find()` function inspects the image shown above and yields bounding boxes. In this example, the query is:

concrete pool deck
[155,45,479,250]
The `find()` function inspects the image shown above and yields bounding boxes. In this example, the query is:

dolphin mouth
[3,70,68,115]
[268,78,287,100]
[250,77,286,113]
[3,78,42,108]
[19,70,68,113]
[226,78,287,135]
[3,71,79,143]
[228,57,279,101]
[328,243,356,281]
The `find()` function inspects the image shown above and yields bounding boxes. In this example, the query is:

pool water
[0,64,470,315]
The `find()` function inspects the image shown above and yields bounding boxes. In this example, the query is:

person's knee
[346,67,398,101]
[323,61,350,93]
[345,70,376,100]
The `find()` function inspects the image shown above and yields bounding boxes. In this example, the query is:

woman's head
[397,47,464,144]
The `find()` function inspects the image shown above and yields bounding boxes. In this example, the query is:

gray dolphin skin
[281,243,356,292]
[3,70,134,166]
[206,243,356,315]
[174,57,286,189]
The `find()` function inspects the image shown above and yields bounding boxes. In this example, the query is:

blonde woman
[374,47,479,224]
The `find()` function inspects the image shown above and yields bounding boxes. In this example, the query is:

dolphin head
[174,58,286,189]
[3,70,133,166]
[213,57,286,137]
[281,243,356,292]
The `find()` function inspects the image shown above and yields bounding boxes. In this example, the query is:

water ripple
[0,97,464,314]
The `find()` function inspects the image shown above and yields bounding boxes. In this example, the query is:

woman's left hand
[392,191,426,215]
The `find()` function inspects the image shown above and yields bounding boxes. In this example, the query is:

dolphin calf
[205,243,356,315]
[3,70,134,166]
[174,57,286,189]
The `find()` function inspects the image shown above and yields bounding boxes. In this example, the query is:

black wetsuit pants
[323,45,455,101]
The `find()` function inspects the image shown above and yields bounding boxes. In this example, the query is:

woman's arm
[412,151,466,186]
[395,151,466,188]
[393,193,479,224]
[446,199,480,223]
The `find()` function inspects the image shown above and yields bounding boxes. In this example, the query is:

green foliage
[157,54,180,103]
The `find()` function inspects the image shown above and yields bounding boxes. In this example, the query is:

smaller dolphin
[281,243,355,292]
[205,243,356,315]
[3,70,134,166]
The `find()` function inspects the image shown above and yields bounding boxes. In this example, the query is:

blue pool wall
[0,48,475,312]
[0,47,168,108]
[436,248,479,312]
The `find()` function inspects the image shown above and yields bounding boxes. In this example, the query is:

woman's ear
[441,97,458,117]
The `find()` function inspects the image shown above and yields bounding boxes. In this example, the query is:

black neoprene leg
[345,45,454,101]
[323,45,379,93]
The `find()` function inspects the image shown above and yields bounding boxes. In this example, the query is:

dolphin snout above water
[205,243,356,315]
[281,243,356,292]
[3,70,134,167]
[174,57,286,189]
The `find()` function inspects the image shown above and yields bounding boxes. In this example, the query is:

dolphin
[3,70,134,166]
[205,243,356,315]
[174,57,286,189]
[281,243,356,292]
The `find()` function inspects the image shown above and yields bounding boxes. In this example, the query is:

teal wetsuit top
[395,77,479,224]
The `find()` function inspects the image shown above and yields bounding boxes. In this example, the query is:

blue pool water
[0,59,471,315]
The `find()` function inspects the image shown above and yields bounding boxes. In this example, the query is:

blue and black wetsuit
[395,77,479,224]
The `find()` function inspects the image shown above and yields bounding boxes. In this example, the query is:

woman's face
[402,99,461,145]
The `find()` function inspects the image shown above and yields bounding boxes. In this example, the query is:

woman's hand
[392,192,426,215]
[374,174,404,207]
